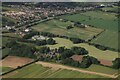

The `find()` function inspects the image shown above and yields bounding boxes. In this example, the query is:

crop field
[59,11,118,31]
[5,64,104,78]
[47,38,118,61]
[91,30,118,50]
[87,64,118,75]
[32,19,103,40]
[0,66,13,73]
[0,56,33,68]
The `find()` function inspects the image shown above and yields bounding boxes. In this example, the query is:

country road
[36,61,118,78]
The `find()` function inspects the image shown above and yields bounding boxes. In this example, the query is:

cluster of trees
[94,44,107,51]
[62,55,100,68]
[71,46,88,55]
[112,58,120,69]
[40,32,57,37]
[19,37,56,46]
[40,32,85,44]
[54,46,88,59]
[70,38,85,44]
[6,40,37,59]
[39,47,50,54]
[66,25,73,30]
[35,38,56,46]
[74,22,82,27]
[23,31,39,39]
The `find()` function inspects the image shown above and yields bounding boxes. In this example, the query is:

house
[70,55,83,62]
[98,59,113,66]
[24,28,32,32]
[32,35,46,41]
[5,25,12,30]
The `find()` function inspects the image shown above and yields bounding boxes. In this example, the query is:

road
[36,61,118,78]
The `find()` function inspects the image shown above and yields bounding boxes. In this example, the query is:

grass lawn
[47,38,118,61]
[87,64,118,75]
[59,11,118,31]
[6,64,104,78]
[32,19,103,40]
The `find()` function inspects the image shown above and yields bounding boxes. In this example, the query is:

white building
[32,35,46,41]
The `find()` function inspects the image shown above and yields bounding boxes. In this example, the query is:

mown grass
[47,38,118,61]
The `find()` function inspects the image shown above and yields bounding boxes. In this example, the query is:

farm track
[36,61,118,78]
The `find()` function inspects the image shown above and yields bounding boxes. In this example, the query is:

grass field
[47,38,118,61]
[32,19,103,40]
[91,30,118,50]
[6,64,104,78]
[59,11,118,31]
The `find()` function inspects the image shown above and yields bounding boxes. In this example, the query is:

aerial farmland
[0,2,120,79]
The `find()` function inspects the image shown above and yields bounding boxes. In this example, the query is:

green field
[2,48,10,58]
[59,11,118,31]
[2,6,20,12]
[0,66,13,73]
[91,30,118,50]
[32,19,103,40]
[47,38,118,61]
[6,64,104,78]
[102,6,118,12]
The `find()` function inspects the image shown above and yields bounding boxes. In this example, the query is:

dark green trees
[112,58,120,69]
[39,47,50,54]
[71,46,88,55]
[47,38,56,45]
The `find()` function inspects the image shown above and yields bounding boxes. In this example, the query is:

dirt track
[36,61,118,78]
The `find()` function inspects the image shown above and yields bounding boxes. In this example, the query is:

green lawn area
[91,30,118,50]
[32,19,103,40]
[87,64,118,75]
[47,38,118,61]
[59,11,118,31]
[7,64,104,78]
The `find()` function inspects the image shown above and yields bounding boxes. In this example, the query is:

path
[36,61,118,78]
